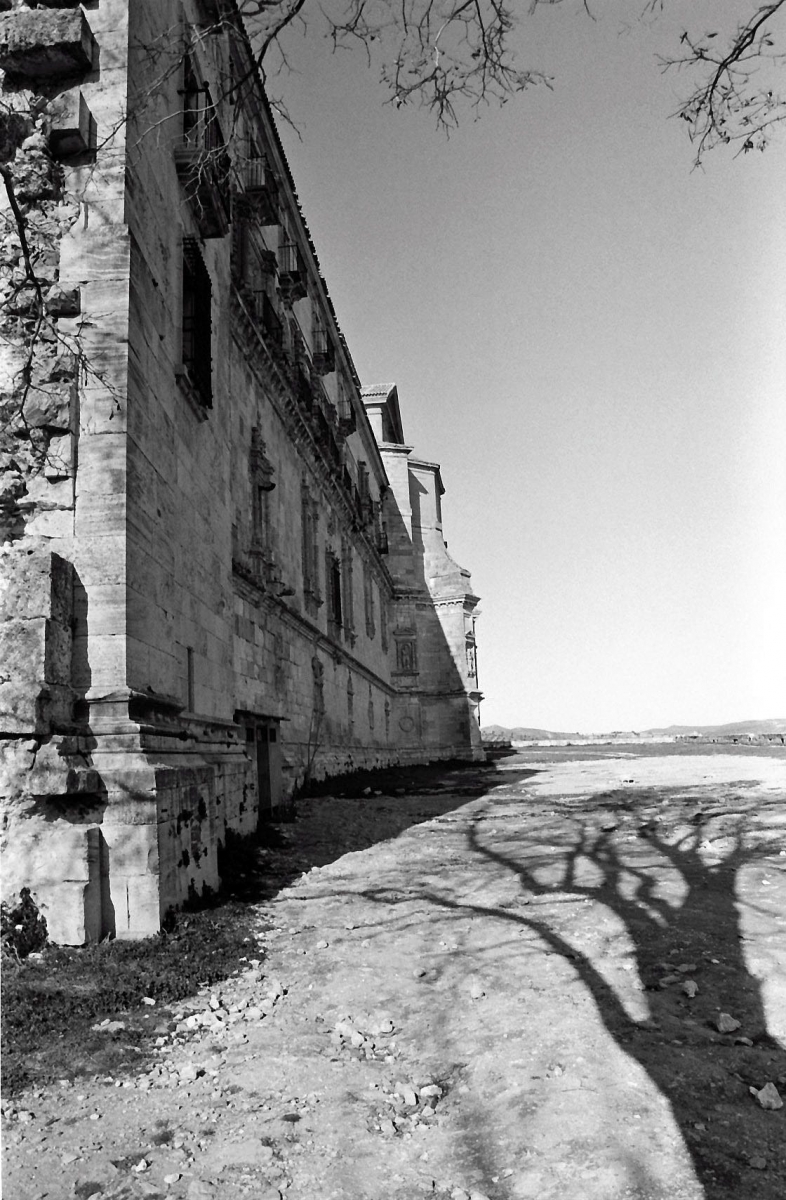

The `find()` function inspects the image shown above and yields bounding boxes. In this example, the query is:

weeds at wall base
[1,833,272,1099]
[1,887,49,960]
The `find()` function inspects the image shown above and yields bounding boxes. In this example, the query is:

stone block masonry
[0,10,96,80]
[0,0,483,942]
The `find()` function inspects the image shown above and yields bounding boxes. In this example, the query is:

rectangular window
[364,563,375,639]
[312,309,335,374]
[337,375,355,434]
[182,239,212,408]
[182,52,222,154]
[380,589,388,652]
[341,538,355,643]
[252,485,269,554]
[186,646,195,711]
[326,550,342,637]
[358,462,373,525]
[182,53,203,144]
[250,428,275,577]
[301,485,321,614]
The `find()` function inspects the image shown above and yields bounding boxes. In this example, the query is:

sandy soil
[3,747,786,1200]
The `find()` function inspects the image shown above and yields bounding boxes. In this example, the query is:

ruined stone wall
[0,0,135,941]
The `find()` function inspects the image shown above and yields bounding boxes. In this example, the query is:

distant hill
[482,725,588,742]
[482,718,786,742]
[644,718,786,738]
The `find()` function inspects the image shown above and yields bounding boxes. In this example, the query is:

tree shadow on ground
[401,782,786,1199]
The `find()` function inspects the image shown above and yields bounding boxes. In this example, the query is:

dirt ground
[3,745,786,1200]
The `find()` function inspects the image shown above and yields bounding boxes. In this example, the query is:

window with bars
[312,310,335,374]
[326,550,342,636]
[301,483,321,614]
[175,53,231,238]
[341,539,355,644]
[364,562,375,639]
[249,427,275,576]
[337,375,355,435]
[182,239,212,408]
[380,589,389,652]
[358,462,373,525]
[182,53,223,156]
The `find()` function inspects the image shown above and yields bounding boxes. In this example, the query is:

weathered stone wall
[0,0,134,941]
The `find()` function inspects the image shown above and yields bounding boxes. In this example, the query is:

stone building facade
[0,0,483,943]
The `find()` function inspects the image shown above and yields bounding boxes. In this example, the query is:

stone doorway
[240,716,283,826]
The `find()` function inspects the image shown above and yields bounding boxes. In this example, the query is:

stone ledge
[48,90,96,160]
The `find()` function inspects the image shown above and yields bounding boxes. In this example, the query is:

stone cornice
[231,287,394,594]
[431,594,480,609]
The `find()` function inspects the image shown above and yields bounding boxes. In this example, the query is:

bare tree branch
[659,0,786,164]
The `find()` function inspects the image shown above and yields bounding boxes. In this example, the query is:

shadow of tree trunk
[408,782,786,1196]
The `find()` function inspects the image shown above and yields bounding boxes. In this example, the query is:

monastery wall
[0,0,483,945]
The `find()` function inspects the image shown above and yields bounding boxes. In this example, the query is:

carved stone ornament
[395,639,417,674]
[250,427,275,490]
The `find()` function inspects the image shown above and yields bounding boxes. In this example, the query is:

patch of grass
[2,856,268,1097]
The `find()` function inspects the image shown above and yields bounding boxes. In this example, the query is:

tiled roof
[360,384,397,398]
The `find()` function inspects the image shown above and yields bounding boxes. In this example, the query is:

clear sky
[271,0,786,732]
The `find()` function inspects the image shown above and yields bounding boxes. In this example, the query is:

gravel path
[4,749,786,1200]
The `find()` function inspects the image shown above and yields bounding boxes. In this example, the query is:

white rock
[716,1013,741,1033]
[187,1183,215,1200]
[755,1082,783,1110]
